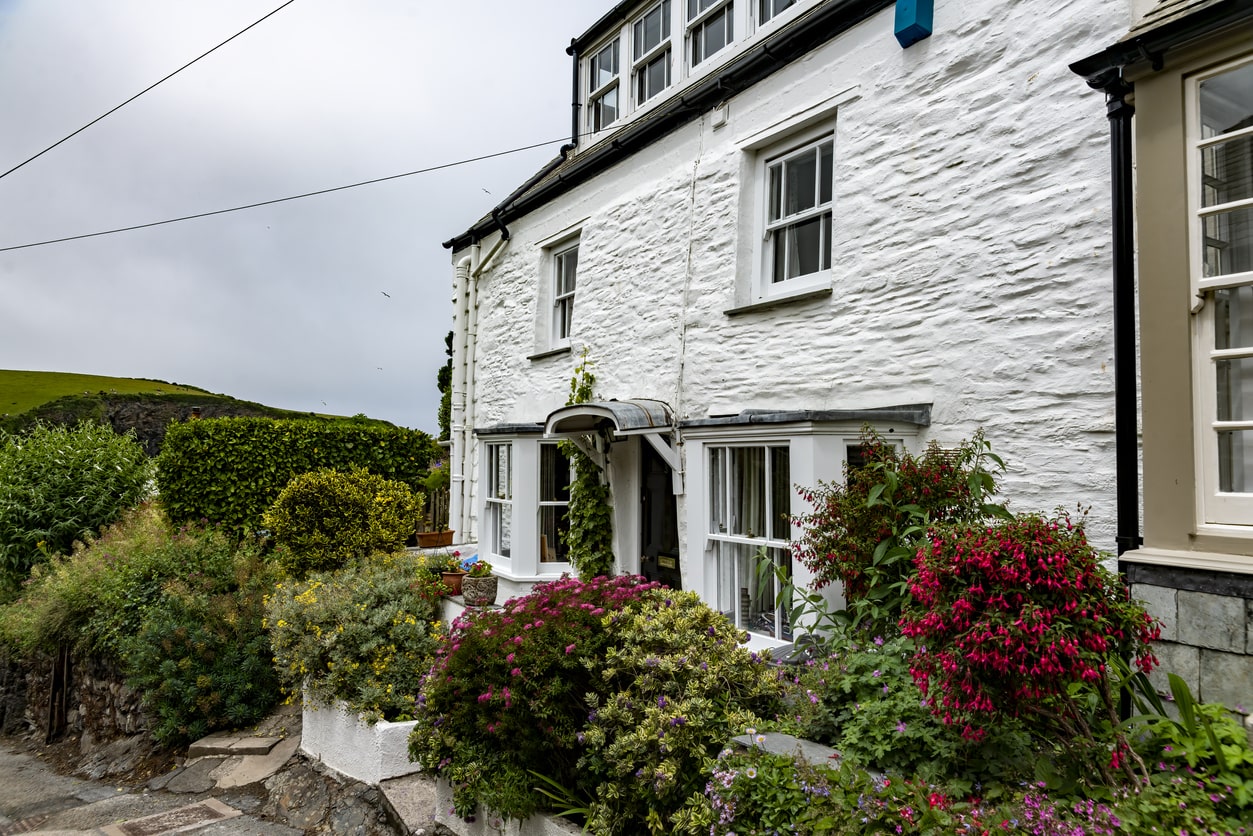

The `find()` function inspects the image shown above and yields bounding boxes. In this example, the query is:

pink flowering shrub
[899,512,1160,782]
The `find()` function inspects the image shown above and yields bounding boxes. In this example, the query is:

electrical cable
[0,137,570,253]
[0,0,298,182]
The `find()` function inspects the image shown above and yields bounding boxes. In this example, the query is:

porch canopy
[544,399,682,490]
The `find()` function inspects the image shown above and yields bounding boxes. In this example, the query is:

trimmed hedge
[156,417,434,534]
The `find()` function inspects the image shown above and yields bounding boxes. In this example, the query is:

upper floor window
[553,242,578,344]
[758,0,797,24]
[588,38,620,132]
[688,0,733,67]
[766,134,834,284]
[633,1,672,105]
[1191,58,1253,525]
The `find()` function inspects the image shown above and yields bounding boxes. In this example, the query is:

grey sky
[0,0,591,432]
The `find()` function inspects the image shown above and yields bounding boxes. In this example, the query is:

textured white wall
[457,0,1126,551]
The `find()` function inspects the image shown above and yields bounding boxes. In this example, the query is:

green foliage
[265,551,444,722]
[793,430,1006,632]
[156,417,434,534]
[411,577,781,833]
[784,632,1032,786]
[437,331,453,442]
[0,369,210,421]
[122,548,282,745]
[0,422,153,591]
[0,504,282,746]
[559,352,614,579]
[577,591,785,835]
[263,467,423,576]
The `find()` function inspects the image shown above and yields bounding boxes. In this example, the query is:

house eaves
[1070,0,1253,85]
[444,0,894,252]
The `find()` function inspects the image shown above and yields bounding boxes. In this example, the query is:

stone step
[186,737,281,759]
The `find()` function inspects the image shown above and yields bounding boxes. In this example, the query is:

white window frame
[477,435,575,580]
[1188,55,1253,531]
[483,442,513,562]
[763,132,834,286]
[553,241,578,346]
[538,441,574,565]
[756,0,798,26]
[633,0,673,106]
[587,37,621,133]
[533,227,582,355]
[688,0,733,68]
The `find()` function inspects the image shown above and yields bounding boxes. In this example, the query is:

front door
[640,440,681,589]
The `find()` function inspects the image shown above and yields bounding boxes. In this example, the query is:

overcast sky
[0,0,593,433]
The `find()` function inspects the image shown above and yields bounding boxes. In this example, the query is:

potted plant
[439,551,468,596]
[417,529,454,548]
[460,557,497,607]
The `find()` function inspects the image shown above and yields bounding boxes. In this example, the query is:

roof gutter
[444,0,893,252]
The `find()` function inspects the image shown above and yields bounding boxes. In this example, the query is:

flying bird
[381,291,391,298]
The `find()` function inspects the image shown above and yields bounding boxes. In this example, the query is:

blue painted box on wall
[894,0,934,48]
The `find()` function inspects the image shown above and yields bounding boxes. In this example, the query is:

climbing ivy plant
[559,351,615,578]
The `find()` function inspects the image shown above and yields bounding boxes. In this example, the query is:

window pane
[770,446,791,540]
[540,444,572,502]
[638,51,670,103]
[592,86,618,130]
[714,542,792,639]
[494,504,512,558]
[590,39,619,91]
[1219,428,1253,492]
[692,6,731,65]
[556,247,578,296]
[539,506,568,562]
[768,163,782,222]
[1216,286,1253,350]
[1217,356,1253,421]
[635,1,671,59]
[710,448,728,534]
[819,140,833,204]
[1202,204,1253,278]
[731,446,766,537]
[1202,135,1253,208]
[784,149,818,216]
[774,214,827,281]
[1200,63,1253,139]
[689,0,722,18]
[488,444,512,499]
[759,0,796,23]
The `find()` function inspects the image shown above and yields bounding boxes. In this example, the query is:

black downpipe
[570,38,581,146]
[1105,74,1141,560]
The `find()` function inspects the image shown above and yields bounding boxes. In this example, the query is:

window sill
[527,346,572,362]
[725,287,831,317]
[1121,545,1253,576]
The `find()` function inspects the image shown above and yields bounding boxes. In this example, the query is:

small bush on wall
[156,417,434,534]
[263,467,422,576]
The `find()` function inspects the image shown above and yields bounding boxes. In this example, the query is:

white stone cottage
[444,0,1134,653]
[1073,0,1253,711]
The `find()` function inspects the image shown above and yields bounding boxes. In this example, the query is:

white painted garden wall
[300,700,418,785]
[454,0,1125,581]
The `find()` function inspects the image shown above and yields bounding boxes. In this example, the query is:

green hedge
[156,417,434,533]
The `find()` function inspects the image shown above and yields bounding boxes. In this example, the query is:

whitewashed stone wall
[457,0,1125,550]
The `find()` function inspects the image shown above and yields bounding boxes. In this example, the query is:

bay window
[484,442,513,559]
[539,443,572,563]
[1192,57,1253,525]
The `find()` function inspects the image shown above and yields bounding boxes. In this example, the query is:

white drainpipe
[449,255,472,542]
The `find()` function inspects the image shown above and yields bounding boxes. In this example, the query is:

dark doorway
[640,440,682,589]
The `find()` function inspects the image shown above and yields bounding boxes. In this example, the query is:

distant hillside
[0,370,389,456]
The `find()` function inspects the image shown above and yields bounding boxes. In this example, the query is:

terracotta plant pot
[462,575,498,607]
[417,530,454,548]
[440,570,467,596]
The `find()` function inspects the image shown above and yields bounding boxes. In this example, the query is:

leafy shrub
[577,591,785,834]
[266,551,444,721]
[263,467,422,576]
[0,422,153,591]
[0,504,282,745]
[786,632,1031,785]
[122,548,281,744]
[792,430,1003,631]
[559,352,614,578]
[157,417,434,533]
[900,511,1160,784]
[410,577,782,833]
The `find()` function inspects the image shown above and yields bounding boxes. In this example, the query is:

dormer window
[689,0,733,66]
[758,0,796,24]
[588,39,620,132]
[633,1,672,105]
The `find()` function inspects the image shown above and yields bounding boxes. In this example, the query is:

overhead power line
[0,0,298,182]
[0,138,570,253]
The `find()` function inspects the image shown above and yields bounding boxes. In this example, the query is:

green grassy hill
[0,369,385,455]
[0,370,211,417]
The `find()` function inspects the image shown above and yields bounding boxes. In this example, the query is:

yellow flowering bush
[265,550,443,721]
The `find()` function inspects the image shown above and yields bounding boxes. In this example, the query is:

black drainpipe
[1087,69,1141,561]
